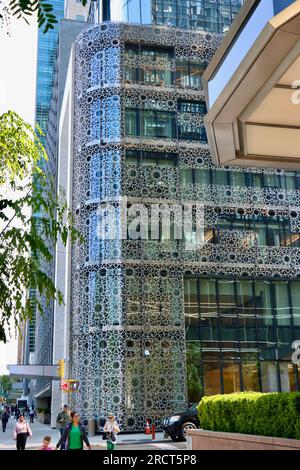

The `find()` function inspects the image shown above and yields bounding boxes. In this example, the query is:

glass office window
[194,168,211,185]
[184,278,300,395]
[263,173,280,188]
[255,280,273,325]
[218,279,235,316]
[178,100,206,113]
[251,173,263,188]
[236,280,255,327]
[176,60,203,89]
[141,47,173,87]
[274,281,291,326]
[229,171,245,187]
[254,221,267,246]
[222,361,241,393]
[199,279,218,323]
[222,352,241,393]
[279,363,297,392]
[261,362,278,392]
[212,169,229,186]
[205,1,218,32]
[152,0,242,33]
[125,108,138,136]
[283,171,296,190]
[141,110,176,139]
[202,352,221,395]
[184,278,199,326]
[241,353,260,392]
[181,168,193,185]
[291,281,300,325]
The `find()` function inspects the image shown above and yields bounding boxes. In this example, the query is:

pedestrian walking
[15,407,20,420]
[39,436,53,451]
[2,408,9,432]
[56,404,70,450]
[29,405,35,424]
[13,414,32,450]
[56,411,91,451]
[103,413,120,451]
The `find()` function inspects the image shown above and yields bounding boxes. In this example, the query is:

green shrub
[197,392,300,439]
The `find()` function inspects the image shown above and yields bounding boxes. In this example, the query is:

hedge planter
[37,413,51,425]
[197,392,300,440]
[187,429,300,450]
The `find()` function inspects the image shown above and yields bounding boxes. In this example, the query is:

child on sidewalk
[39,436,53,450]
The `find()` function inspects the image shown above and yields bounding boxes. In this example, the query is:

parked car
[162,403,200,441]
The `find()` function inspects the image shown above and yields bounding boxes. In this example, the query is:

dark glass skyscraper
[35,1,65,143]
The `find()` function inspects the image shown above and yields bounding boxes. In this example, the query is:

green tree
[0,375,12,394]
[1,0,88,33]
[186,343,203,404]
[0,110,79,342]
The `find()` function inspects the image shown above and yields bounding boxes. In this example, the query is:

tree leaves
[0,111,82,342]
[9,0,61,33]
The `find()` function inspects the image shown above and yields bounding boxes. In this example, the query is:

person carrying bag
[103,413,120,451]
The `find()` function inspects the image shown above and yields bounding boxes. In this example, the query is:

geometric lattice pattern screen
[71,22,300,431]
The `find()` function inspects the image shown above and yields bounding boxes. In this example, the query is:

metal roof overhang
[7,364,60,380]
[204,0,300,169]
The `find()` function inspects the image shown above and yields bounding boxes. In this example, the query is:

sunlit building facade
[20,0,300,432]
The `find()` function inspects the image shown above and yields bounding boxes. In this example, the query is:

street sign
[60,380,80,393]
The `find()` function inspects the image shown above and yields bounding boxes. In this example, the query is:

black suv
[162,404,200,441]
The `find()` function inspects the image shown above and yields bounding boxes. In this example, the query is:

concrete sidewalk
[0,417,186,450]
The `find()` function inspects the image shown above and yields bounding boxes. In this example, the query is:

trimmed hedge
[197,392,300,439]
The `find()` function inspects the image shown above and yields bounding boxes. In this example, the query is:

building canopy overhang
[204,0,300,169]
[7,364,60,381]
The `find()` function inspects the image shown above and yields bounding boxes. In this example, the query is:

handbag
[106,431,116,442]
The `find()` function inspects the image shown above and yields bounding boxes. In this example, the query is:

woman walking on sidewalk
[104,413,120,451]
[13,414,32,450]
[56,411,91,451]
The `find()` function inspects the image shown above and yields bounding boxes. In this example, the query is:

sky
[0,13,37,374]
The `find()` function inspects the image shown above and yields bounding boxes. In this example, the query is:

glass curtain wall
[152,0,243,32]
[184,277,300,401]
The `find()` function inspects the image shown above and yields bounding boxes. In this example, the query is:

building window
[125,108,176,139]
[184,277,300,396]
[152,0,243,33]
[178,100,207,142]
[142,110,175,138]
[124,44,174,87]
[176,60,204,90]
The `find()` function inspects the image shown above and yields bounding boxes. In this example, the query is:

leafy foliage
[197,392,300,439]
[0,375,12,394]
[8,0,87,33]
[0,111,80,342]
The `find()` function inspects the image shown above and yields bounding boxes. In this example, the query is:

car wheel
[179,421,197,442]
[170,435,180,442]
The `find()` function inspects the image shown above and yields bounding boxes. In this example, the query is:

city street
[0,417,187,451]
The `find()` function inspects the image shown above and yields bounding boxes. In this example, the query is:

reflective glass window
[274,281,291,326]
